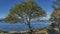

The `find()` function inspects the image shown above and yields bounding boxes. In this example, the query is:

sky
[0,0,54,19]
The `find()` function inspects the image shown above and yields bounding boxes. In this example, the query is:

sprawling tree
[4,0,46,34]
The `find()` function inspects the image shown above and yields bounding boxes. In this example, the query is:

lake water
[0,21,52,31]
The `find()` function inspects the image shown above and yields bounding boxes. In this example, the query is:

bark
[27,21,33,34]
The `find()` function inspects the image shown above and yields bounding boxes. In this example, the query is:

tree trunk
[26,12,33,34]
[27,21,33,34]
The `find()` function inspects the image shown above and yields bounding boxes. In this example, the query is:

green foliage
[50,0,60,34]
[4,0,46,23]
[50,8,60,22]
[50,0,60,22]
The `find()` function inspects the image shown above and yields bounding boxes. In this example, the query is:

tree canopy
[50,0,60,22]
[50,8,60,22]
[4,0,46,23]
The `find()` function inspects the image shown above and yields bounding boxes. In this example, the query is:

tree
[50,0,60,34]
[50,0,60,24]
[4,0,46,34]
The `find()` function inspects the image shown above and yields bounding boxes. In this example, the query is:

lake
[0,21,52,31]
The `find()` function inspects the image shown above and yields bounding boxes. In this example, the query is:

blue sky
[0,0,54,19]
